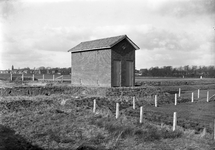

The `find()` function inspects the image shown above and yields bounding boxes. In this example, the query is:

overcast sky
[0,0,214,70]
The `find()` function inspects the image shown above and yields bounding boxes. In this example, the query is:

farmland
[0,76,215,149]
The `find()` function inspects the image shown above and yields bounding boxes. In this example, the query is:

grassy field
[1,77,215,149]
[1,94,215,150]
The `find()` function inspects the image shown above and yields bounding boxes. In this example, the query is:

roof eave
[109,35,140,50]
[125,37,140,50]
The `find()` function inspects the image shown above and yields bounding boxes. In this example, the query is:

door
[126,61,134,86]
[113,60,121,87]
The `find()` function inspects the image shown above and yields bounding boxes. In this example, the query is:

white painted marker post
[213,119,215,141]
[0,114,2,124]
[61,75,64,83]
[22,73,24,81]
[198,89,200,99]
[53,75,55,81]
[191,92,194,102]
[155,95,158,107]
[173,112,177,131]
[32,74,34,81]
[93,99,96,113]
[207,91,209,102]
[116,103,119,119]
[10,73,12,81]
[133,97,135,109]
[43,74,45,81]
[175,94,177,105]
[140,106,143,123]
[178,88,181,97]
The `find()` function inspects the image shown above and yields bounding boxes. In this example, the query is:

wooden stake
[10,73,12,81]
[198,89,200,99]
[178,88,181,97]
[93,99,96,113]
[191,92,194,102]
[0,114,2,124]
[133,97,135,109]
[32,74,34,81]
[53,75,55,81]
[213,119,215,141]
[140,106,143,123]
[173,112,177,131]
[175,94,177,105]
[207,91,209,102]
[61,75,64,83]
[22,73,24,81]
[116,103,119,119]
[155,95,158,107]
[43,74,45,81]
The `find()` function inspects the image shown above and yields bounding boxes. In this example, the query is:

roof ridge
[81,34,126,43]
[68,34,139,52]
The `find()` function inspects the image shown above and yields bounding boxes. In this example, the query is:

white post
[22,73,24,81]
[93,99,96,113]
[140,106,143,123]
[175,94,177,105]
[213,119,215,141]
[155,95,158,107]
[43,74,45,81]
[133,97,135,109]
[10,73,12,81]
[178,88,181,97]
[0,114,2,124]
[116,103,119,119]
[207,91,209,102]
[191,92,194,102]
[53,74,55,81]
[32,74,34,81]
[61,75,64,83]
[173,112,177,131]
[198,89,200,99]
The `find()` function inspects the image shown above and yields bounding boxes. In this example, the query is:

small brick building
[68,35,139,87]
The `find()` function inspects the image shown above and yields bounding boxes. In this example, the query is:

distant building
[68,35,139,87]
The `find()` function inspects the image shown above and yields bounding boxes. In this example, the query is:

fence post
[207,91,209,102]
[43,74,45,81]
[53,74,55,81]
[198,89,200,99]
[32,74,34,81]
[155,95,158,107]
[140,106,143,123]
[191,92,194,102]
[116,103,119,119]
[178,88,181,97]
[173,112,177,131]
[0,114,1,123]
[175,94,177,105]
[213,119,215,141]
[10,73,12,81]
[61,75,64,83]
[133,97,135,109]
[93,99,96,113]
[21,73,23,81]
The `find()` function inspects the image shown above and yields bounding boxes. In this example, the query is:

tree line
[138,65,215,78]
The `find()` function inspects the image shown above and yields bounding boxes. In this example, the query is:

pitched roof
[68,35,139,52]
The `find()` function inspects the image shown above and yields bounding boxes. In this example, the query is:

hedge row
[136,79,215,86]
